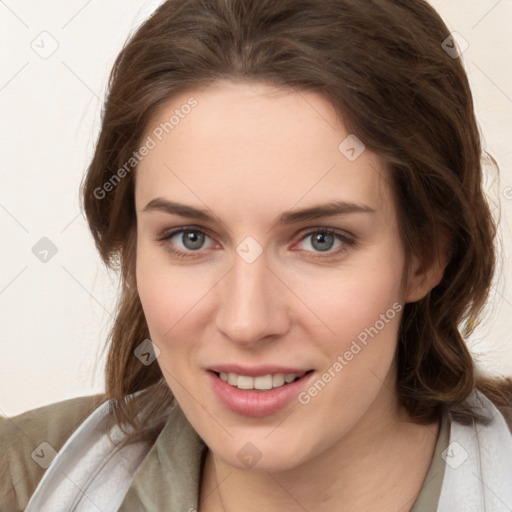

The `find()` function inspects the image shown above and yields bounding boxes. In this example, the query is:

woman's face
[135,79,418,472]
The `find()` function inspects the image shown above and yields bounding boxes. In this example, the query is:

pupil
[183,230,204,250]
[312,233,334,252]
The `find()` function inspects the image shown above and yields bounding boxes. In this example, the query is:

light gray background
[1,0,511,416]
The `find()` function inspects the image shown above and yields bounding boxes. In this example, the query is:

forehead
[135,80,394,221]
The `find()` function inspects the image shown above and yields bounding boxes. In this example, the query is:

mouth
[211,370,314,391]
[207,369,316,416]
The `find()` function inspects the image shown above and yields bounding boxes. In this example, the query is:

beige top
[411,410,449,511]
[0,393,449,511]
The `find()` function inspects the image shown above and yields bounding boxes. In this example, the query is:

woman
[2,0,511,510]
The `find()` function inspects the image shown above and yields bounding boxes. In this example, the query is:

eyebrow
[141,198,375,226]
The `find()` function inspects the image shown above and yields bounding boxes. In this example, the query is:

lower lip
[207,371,314,417]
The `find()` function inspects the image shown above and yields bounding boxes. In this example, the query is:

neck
[199,391,440,512]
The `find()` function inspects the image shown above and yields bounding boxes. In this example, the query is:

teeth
[272,374,285,387]
[237,375,254,390]
[254,375,273,390]
[218,372,306,390]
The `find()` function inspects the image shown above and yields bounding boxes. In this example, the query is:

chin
[207,430,315,474]
[224,448,306,474]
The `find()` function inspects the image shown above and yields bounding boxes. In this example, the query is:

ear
[405,235,450,303]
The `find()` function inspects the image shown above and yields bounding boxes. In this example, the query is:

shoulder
[0,393,107,512]
[438,390,512,509]
[475,376,512,432]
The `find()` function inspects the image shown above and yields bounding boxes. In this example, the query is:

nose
[215,249,290,347]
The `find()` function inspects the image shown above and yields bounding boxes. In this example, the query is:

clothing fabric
[410,409,449,511]
[1,389,510,511]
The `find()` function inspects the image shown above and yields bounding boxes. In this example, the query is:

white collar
[25,391,158,511]
[437,391,512,511]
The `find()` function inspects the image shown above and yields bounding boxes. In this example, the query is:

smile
[208,369,315,416]
[217,371,307,390]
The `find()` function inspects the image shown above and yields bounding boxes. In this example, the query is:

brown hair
[81,0,512,436]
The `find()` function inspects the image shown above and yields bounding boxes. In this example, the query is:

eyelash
[155,226,355,260]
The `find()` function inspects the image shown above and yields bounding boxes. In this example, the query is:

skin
[134,80,445,511]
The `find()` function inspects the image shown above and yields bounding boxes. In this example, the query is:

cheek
[135,250,196,387]
[136,262,167,334]
[291,249,405,348]
[135,241,215,368]
[293,259,405,431]
[337,273,403,343]
[136,243,181,340]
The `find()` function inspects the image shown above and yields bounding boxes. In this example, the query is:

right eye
[157,227,218,259]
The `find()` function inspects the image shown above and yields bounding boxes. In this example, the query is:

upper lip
[207,364,313,377]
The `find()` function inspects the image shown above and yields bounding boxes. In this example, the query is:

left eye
[296,229,351,254]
